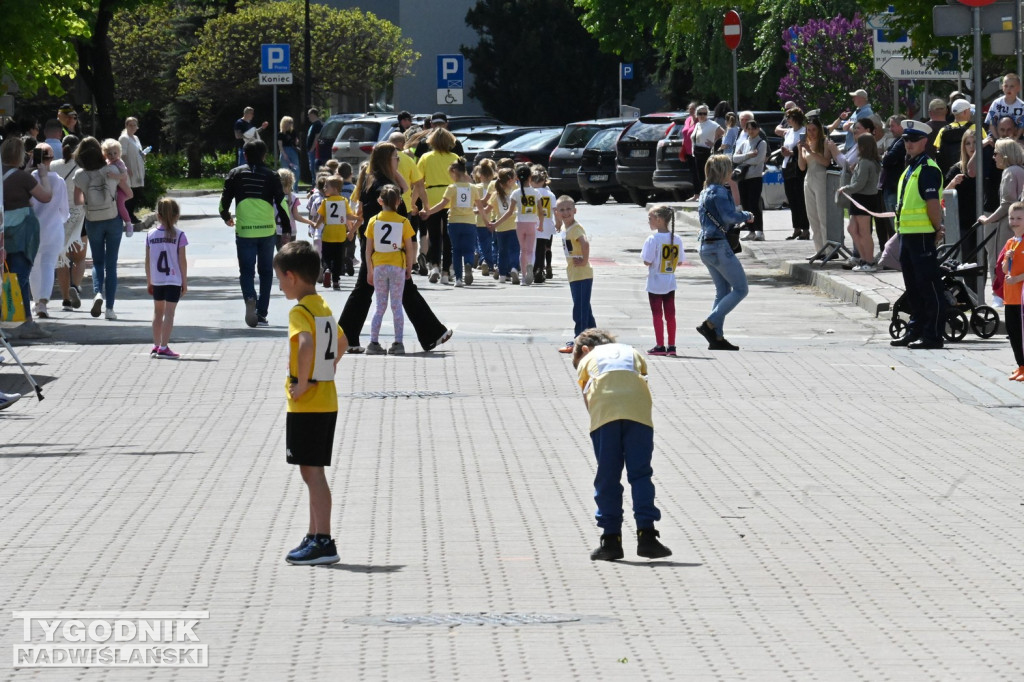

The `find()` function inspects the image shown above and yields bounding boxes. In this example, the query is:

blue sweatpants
[589,420,660,534]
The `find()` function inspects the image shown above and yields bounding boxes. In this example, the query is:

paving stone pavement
[1,199,1022,681]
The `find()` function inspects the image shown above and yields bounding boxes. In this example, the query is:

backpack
[82,169,116,220]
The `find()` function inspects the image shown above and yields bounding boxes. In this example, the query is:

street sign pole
[732,50,738,114]
[618,63,622,114]
[723,11,742,113]
[273,85,278,168]
[974,6,984,221]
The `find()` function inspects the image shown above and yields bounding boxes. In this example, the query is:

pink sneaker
[156,346,180,359]
[149,345,159,357]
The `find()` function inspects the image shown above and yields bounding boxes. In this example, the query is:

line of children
[472,160,496,277]
[532,168,556,284]
[277,169,315,252]
[274,240,346,566]
[145,198,188,359]
[423,157,481,287]
[1000,202,1024,381]
[312,175,358,290]
[572,328,672,561]
[487,168,521,283]
[555,195,595,353]
[642,205,683,356]
[511,164,542,285]
[364,185,415,355]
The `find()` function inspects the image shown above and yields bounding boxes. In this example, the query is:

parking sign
[261,44,290,74]
[437,54,464,106]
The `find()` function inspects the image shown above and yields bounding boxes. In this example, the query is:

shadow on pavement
[613,560,703,568]
[322,563,405,573]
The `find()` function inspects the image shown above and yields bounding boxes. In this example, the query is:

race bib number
[455,187,472,208]
[563,234,573,258]
[311,315,337,382]
[325,200,346,225]
[658,242,680,274]
[373,221,403,252]
[540,195,551,219]
[521,194,537,214]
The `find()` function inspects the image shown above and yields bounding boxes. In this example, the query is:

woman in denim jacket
[695,154,753,351]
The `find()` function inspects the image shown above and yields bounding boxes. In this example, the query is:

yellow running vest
[896,158,941,234]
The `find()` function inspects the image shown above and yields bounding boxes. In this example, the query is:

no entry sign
[724,11,742,51]
[957,0,995,6]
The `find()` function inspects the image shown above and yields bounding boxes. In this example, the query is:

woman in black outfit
[337,142,452,352]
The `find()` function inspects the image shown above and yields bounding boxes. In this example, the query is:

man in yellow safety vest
[891,120,947,349]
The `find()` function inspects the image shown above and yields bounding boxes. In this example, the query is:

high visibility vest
[896,157,941,234]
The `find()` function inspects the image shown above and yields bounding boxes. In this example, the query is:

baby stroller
[889,222,1000,342]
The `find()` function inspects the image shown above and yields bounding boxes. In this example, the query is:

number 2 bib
[373,221,403,252]
[311,315,337,382]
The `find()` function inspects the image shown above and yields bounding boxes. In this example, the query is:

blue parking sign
[437,54,464,89]
[261,44,290,74]
[621,63,634,80]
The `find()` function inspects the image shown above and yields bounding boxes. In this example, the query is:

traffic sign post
[436,54,464,107]
[723,11,741,113]
[619,63,633,114]
[261,44,292,167]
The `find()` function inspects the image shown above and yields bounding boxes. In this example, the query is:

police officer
[891,120,947,349]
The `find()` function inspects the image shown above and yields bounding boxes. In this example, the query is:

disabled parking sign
[437,54,464,105]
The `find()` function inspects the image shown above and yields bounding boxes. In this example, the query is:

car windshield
[497,129,558,151]
[620,120,672,142]
[462,134,505,153]
[336,121,381,142]
[585,128,622,152]
[321,121,344,142]
[558,124,603,148]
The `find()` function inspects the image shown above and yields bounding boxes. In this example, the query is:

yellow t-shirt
[473,182,487,227]
[576,344,653,432]
[366,210,415,268]
[489,190,516,232]
[317,194,351,243]
[287,294,342,413]
[417,151,459,205]
[443,182,481,224]
[564,221,593,282]
[397,151,423,212]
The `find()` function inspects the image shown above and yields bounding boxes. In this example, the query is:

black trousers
[899,233,947,343]
[693,147,712,190]
[321,241,345,282]
[738,177,763,233]
[338,234,447,349]
[425,209,451,271]
[1006,304,1024,366]
[534,237,551,272]
[783,172,808,233]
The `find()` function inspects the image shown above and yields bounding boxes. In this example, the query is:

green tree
[178,1,418,123]
[462,0,632,123]
[0,0,91,95]
[109,3,179,116]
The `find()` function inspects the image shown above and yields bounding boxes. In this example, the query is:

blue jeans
[236,235,276,317]
[280,147,300,178]
[569,277,596,336]
[699,239,748,337]
[590,420,660,534]
[5,251,33,319]
[496,230,519,276]
[476,226,495,267]
[448,222,476,280]
[85,217,123,308]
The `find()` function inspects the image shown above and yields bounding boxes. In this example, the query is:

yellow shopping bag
[2,268,26,322]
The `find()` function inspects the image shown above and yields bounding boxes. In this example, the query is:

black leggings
[1007,304,1024,366]
[337,234,447,349]
[321,241,345,281]
[738,177,763,233]
[534,237,551,272]
[424,209,451,271]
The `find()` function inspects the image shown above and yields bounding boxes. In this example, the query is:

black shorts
[849,193,881,218]
[152,285,182,303]
[286,411,337,467]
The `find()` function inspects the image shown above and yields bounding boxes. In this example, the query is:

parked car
[316,114,363,165]
[473,127,563,167]
[457,126,545,167]
[548,118,635,199]
[615,112,685,206]
[576,127,629,205]
[330,113,400,165]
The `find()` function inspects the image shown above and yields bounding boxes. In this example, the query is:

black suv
[548,118,635,199]
[615,113,686,206]
[577,127,628,205]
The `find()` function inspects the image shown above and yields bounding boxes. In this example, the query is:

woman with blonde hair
[979,137,1024,298]
[695,154,753,351]
[944,130,981,291]
[277,115,300,178]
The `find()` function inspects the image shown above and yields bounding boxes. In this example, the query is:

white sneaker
[428,267,440,284]
[852,263,877,272]
[454,279,465,288]
[499,275,507,283]
[91,293,103,318]
[0,391,22,411]
[753,231,765,241]
[105,309,118,321]
[441,273,450,285]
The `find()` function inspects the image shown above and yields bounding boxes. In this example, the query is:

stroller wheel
[943,311,969,342]
[970,306,1000,339]
[889,318,908,340]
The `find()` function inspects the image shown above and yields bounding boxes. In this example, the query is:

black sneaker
[709,338,739,351]
[637,528,672,559]
[285,534,314,561]
[286,536,340,565]
[590,533,624,561]
[696,321,716,345]
[666,346,677,356]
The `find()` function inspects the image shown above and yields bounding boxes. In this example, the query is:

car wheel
[628,188,648,207]
[583,190,609,206]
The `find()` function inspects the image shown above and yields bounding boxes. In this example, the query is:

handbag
[703,197,742,254]
[2,267,26,322]
[731,165,748,183]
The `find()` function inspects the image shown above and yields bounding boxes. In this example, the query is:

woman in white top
[29,145,70,319]
[732,119,767,240]
[779,108,809,239]
[691,104,724,191]
[118,117,146,224]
